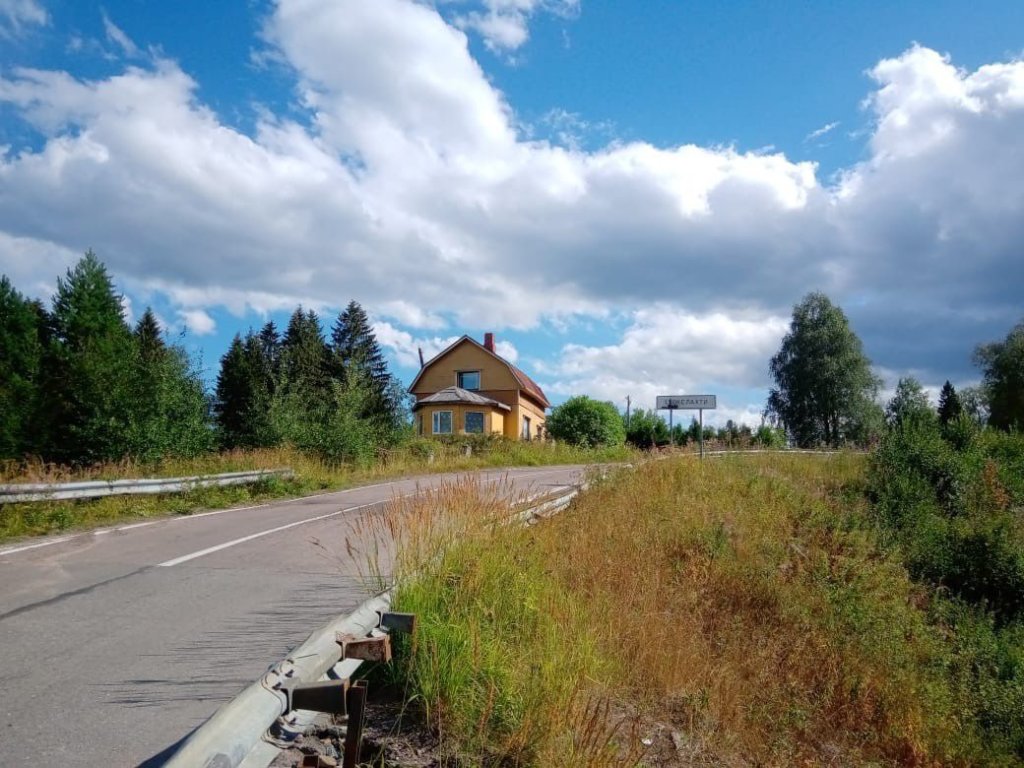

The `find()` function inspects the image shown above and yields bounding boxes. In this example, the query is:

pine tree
[42,252,138,463]
[0,276,43,459]
[258,321,281,381]
[215,335,251,449]
[330,300,404,432]
[331,301,388,388]
[281,307,329,398]
[937,380,963,426]
[242,330,278,447]
[135,308,165,361]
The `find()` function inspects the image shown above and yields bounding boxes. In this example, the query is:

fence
[0,469,294,504]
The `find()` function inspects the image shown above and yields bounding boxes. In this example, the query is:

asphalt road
[0,465,587,767]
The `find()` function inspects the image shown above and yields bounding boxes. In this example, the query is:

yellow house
[410,333,549,440]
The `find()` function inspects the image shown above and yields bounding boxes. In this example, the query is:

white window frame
[522,415,531,440]
[465,411,485,434]
[432,410,453,435]
[456,370,481,391]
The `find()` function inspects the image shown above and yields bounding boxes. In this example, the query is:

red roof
[507,364,549,408]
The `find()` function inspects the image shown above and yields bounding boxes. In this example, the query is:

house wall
[417,404,506,436]
[411,344,518,401]
[513,394,548,440]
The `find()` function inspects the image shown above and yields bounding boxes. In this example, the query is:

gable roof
[412,386,511,411]
[409,335,550,409]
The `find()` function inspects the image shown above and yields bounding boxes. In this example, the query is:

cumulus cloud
[541,308,788,412]
[177,308,216,336]
[373,321,461,369]
[0,0,46,38]
[0,1,1021,400]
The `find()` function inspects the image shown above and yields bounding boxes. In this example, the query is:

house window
[522,415,531,440]
[465,412,485,434]
[457,371,481,390]
[432,411,453,434]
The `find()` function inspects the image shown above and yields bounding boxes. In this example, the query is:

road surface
[0,465,586,767]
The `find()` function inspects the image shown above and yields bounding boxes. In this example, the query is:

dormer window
[457,370,481,390]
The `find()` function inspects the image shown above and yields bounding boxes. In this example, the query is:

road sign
[656,395,716,410]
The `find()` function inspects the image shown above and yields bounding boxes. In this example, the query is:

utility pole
[625,395,631,430]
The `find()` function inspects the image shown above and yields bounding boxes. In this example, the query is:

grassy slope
[0,440,632,543]
[385,454,1002,766]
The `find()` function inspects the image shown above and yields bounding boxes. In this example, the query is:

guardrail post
[342,680,368,768]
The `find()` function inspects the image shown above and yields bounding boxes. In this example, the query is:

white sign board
[656,395,717,410]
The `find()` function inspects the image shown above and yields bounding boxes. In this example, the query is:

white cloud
[177,308,216,336]
[453,0,579,53]
[805,120,839,142]
[542,308,788,411]
[101,10,141,58]
[0,0,46,38]
[493,339,518,362]
[373,320,460,368]
[0,2,1021,397]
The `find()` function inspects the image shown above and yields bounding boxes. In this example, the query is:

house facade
[410,333,549,439]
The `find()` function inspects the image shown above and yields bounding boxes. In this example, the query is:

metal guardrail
[0,469,295,504]
[165,484,584,768]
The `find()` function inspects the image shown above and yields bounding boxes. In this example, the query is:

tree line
[0,252,407,466]
[766,292,1023,447]
[547,291,1022,450]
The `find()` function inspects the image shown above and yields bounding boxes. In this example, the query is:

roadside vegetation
[0,438,632,543]
[375,438,1024,766]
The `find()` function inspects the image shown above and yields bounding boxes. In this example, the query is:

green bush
[867,419,1024,757]
[546,396,625,448]
[869,419,1023,619]
[623,408,669,449]
[752,424,787,448]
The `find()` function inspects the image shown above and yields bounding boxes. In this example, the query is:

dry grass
[0,440,633,543]
[374,454,980,767]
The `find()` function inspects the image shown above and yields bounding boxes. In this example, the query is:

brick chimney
[484,332,495,353]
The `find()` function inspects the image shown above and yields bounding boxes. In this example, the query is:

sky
[1,0,1023,427]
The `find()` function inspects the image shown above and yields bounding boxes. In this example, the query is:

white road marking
[157,493,416,568]
[0,480,407,561]
[115,521,158,532]
[0,535,76,557]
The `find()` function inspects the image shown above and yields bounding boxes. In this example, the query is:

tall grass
[0,439,633,543]
[376,454,1000,766]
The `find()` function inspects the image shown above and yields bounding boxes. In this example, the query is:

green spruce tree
[281,308,329,399]
[330,301,405,435]
[215,335,252,449]
[937,380,963,426]
[0,276,43,459]
[42,251,138,463]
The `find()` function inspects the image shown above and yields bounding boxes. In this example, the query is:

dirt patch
[270,698,449,768]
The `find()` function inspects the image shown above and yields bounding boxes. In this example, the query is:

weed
[374,454,1012,765]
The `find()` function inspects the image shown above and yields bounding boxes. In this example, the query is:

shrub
[546,396,625,448]
[623,408,669,449]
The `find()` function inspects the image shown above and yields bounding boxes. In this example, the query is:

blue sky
[2,0,1023,426]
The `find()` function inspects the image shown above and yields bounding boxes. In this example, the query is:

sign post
[656,395,717,458]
